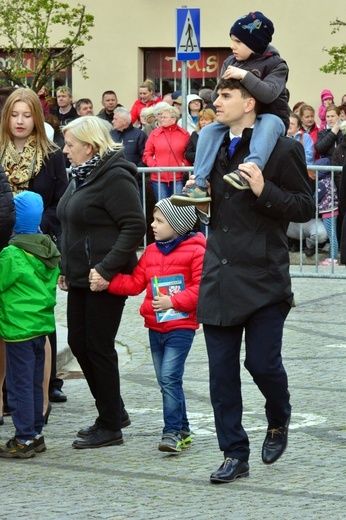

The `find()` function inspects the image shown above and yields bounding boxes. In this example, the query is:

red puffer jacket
[108,232,206,332]
[142,124,191,183]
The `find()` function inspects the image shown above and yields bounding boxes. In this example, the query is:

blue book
[151,274,189,323]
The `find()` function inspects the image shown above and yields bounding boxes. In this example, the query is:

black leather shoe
[210,458,249,484]
[262,416,290,465]
[77,412,131,438]
[49,389,67,403]
[72,428,123,449]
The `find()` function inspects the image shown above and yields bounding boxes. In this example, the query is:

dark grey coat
[197,129,315,326]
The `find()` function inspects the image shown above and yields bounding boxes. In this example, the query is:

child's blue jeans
[193,114,286,187]
[149,328,195,435]
[6,336,45,440]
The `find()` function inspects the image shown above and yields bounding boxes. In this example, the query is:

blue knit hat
[13,191,43,234]
[230,11,274,55]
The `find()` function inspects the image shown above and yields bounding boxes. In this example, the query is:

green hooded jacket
[0,234,60,342]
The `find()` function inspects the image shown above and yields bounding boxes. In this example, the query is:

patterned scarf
[70,153,101,183]
[2,135,43,194]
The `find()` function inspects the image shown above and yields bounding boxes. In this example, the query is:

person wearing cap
[172,95,183,115]
[90,198,206,454]
[318,89,334,129]
[171,11,290,205]
[0,192,60,458]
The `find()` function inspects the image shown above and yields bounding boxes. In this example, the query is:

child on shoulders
[171,11,290,206]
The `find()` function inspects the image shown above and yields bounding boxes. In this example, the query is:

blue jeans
[193,114,286,187]
[6,336,45,440]
[152,180,184,201]
[149,328,195,434]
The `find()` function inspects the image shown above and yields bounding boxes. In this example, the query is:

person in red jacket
[130,79,162,126]
[90,198,206,454]
[142,105,191,201]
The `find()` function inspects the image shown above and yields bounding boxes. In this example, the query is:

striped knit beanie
[154,198,197,236]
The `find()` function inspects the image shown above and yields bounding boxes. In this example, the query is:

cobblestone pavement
[1,273,346,520]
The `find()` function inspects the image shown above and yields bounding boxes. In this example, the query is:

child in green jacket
[0,192,60,459]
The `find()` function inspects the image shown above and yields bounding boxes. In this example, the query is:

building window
[144,48,230,95]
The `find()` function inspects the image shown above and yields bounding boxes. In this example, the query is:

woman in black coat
[0,87,68,414]
[0,167,15,251]
[57,116,146,449]
[0,167,15,424]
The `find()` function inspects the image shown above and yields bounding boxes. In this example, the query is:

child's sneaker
[224,169,251,190]
[170,184,211,206]
[180,430,192,449]
[33,434,47,453]
[0,437,35,459]
[158,432,183,453]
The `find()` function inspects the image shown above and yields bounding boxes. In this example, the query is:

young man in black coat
[195,78,315,484]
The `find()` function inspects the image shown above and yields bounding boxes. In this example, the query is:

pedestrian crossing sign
[176,8,201,61]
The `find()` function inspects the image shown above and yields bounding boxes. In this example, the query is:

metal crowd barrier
[137,165,346,278]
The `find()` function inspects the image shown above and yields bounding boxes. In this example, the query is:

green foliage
[0,0,94,90]
[321,18,346,75]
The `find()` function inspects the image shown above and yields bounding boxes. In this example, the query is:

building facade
[1,0,345,115]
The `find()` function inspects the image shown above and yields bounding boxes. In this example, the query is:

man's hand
[223,66,247,81]
[237,162,265,197]
[89,268,110,292]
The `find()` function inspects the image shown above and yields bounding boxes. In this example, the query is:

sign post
[176,7,201,129]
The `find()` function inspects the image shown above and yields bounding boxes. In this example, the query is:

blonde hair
[139,79,155,92]
[160,105,180,121]
[0,87,57,158]
[62,116,122,158]
[196,108,216,131]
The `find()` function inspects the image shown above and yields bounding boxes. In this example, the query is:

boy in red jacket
[90,199,206,453]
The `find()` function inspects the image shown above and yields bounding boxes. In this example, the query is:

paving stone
[1,274,345,519]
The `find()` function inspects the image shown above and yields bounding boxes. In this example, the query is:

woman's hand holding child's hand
[89,268,110,292]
